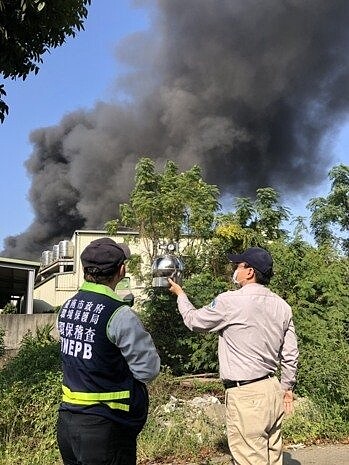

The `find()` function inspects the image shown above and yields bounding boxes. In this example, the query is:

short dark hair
[245,262,273,285]
[84,264,120,285]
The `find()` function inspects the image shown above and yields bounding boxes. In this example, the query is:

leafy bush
[140,273,228,374]
[0,325,61,464]
[283,397,349,443]
[0,325,60,385]
[269,242,349,423]
[140,287,193,373]
[2,303,17,314]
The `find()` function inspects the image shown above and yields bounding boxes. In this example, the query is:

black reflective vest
[58,281,148,432]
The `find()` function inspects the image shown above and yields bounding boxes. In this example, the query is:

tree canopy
[107,157,220,261]
[307,164,349,254]
[0,0,91,122]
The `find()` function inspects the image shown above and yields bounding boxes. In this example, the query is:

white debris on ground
[161,394,222,413]
[158,394,226,428]
[288,443,306,450]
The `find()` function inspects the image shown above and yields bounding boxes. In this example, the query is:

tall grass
[0,326,61,465]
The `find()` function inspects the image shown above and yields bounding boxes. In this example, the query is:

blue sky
[0,0,149,250]
[0,1,348,252]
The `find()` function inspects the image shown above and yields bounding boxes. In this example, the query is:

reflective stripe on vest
[62,385,131,412]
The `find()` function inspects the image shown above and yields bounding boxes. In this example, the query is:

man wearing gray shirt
[168,247,298,465]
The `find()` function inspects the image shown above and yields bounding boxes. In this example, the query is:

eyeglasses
[234,263,253,271]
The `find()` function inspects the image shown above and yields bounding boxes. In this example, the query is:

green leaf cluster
[0,0,91,122]
[307,164,349,253]
[282,397,349,443]
[141,273,229,374]
[233,187,290,239]
[1,302,17,314]
[0,325,61,463]
[119,158,220,261]
[269,241,349,420]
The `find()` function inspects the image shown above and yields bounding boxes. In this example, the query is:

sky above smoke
[2,0,349,259]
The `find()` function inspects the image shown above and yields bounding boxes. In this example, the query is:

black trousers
[57,411,138,465]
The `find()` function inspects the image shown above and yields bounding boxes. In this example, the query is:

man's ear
[118,263,126,279]
[247,267,255,279]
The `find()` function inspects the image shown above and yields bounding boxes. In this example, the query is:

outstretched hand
[168,278,185,296]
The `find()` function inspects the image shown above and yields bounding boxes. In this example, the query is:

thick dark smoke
[3,0,349,259]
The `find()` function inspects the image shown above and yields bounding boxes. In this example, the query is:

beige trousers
[225,377,284,465]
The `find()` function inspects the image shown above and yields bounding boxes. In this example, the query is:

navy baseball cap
[227,247,273,275]
[81,237,130,272]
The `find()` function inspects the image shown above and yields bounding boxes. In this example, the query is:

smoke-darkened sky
[2,0,349,259]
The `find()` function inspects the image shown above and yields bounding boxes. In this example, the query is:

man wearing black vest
[57,237,160,465]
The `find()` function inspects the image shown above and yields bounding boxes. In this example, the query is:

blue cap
[227,247,273,275]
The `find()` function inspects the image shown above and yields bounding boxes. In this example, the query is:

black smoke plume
[2,0,349,259]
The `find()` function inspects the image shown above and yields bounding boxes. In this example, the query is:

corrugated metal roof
[0,257,40,267]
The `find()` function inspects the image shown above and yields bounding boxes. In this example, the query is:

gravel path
[141,444,349,464]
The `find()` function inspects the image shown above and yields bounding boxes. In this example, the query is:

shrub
[269,242,349,423]
[140,273,228,375]
[0,325,61,464]
[2,302,17,314]
[283,397,349,443]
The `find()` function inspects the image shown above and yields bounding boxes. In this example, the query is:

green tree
[269,240,349,424]
[211,187,290,275]
[253,187,290,239]
[232,187,290,239]
[307,164,349,254]
[107,158,221,372]
[233,197,255,227]
[0,0,91,122]
[117,157,220,267]
[216,187,290,246]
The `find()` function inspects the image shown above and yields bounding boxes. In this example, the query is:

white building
[33,229,150,309]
